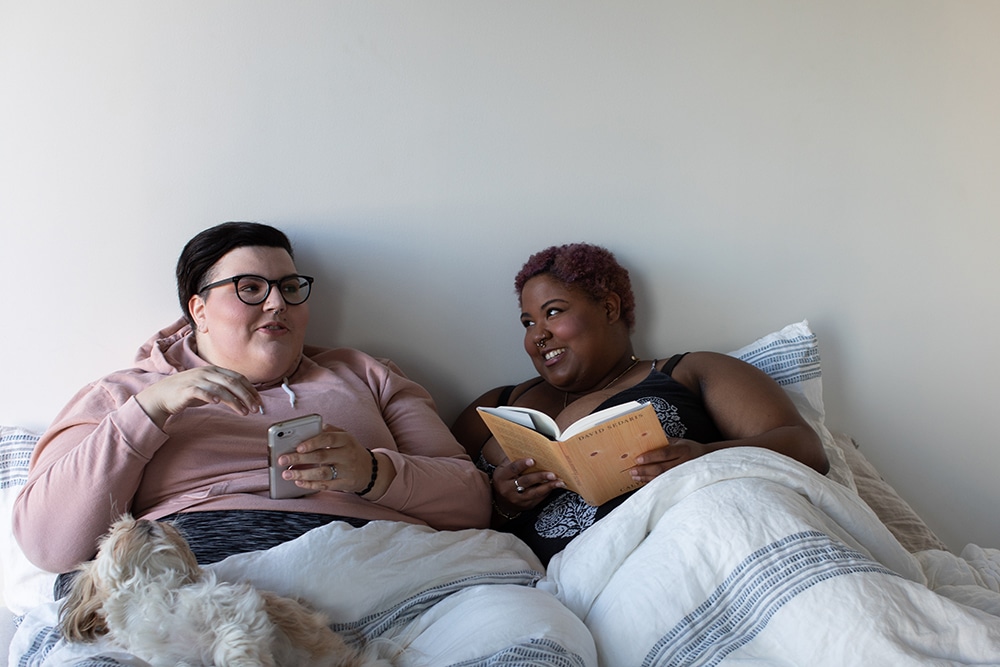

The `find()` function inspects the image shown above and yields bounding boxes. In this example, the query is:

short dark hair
[176,222,294,326]
[514,242,636,331]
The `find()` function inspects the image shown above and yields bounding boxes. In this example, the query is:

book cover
[477,401,668,505]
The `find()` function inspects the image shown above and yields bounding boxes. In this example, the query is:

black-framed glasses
[200,274,315,306]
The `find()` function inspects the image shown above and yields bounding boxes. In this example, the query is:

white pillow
[727,320,856,491]
[0,426,57,617]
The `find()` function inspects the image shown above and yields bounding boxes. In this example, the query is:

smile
[544,348,565,361]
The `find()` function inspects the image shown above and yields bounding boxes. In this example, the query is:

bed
[2,321,998,666]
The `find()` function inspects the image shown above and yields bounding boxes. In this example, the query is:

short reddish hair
[515,243,636,331]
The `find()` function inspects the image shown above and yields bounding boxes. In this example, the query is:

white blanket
[11,448,1000,666]
[541,447,1000,666]
[10,522,597,666]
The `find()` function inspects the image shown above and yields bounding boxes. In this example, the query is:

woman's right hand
[136,366,261,429]
[492,457,564,517]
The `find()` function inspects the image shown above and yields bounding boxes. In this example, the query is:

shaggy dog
[60,515,391,667]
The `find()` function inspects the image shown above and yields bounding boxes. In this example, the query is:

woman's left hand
[492,457,564,515]
[277,425,388,495]
[629,438,711,482]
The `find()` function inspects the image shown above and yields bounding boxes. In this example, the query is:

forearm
[376,450,491,529]
[683,353,830,475]
[375,367,492,528]
[708,424,829,474]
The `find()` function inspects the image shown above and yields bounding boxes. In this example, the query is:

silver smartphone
[267,414,323,499]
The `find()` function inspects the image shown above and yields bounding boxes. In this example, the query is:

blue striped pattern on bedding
[0,427,38,490]
[16,624,131,667]
[734,331,821,387]
[644,531,900,667]
[447,638,589,666]
[335,569,544,638]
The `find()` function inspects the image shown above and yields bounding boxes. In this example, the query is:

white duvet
[11,448,1000,666]
[543,447,1000,666]
[11,523,597,666]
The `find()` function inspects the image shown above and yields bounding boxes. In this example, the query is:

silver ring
[328,465,338,481]
[515,478,525,494]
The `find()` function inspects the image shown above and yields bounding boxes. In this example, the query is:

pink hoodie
[14,319,490,573]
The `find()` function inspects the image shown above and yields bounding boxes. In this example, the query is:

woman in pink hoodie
[14,222,490,578]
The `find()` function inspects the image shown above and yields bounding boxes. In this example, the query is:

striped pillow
[728,321,855,491]
[0,426,58,616]
[0,427,37,491]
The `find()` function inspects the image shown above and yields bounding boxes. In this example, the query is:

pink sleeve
[12,385,168,573]
[364,359,491,530]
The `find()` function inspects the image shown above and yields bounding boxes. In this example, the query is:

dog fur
[60,515,391,667]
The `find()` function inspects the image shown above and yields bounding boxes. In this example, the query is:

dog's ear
[59,564,108,642]
[162,521,202,581]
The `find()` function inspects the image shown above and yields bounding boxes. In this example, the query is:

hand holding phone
[268,414,323,499]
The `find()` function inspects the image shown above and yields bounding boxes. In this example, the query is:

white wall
[2,1,998,552]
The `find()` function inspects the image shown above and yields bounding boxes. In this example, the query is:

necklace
[563,355,640,408]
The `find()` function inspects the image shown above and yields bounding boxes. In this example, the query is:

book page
[477,405,561,439]
[476,410,581,483]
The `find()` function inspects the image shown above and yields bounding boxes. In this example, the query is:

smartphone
[267,414,323,499]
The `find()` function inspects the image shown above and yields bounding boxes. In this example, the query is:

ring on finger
[328,465,338,481]
[515,478,525,494]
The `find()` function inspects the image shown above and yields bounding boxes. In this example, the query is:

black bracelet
[356,449,378,496]
[487,477,521,520]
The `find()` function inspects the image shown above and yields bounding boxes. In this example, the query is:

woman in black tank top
[451,243,827,563]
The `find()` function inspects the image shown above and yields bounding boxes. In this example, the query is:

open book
[477,400,668,506]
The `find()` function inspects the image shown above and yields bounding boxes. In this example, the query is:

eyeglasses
[199,274,315,306]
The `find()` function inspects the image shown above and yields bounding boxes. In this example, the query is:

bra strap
[496,385,516,406]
